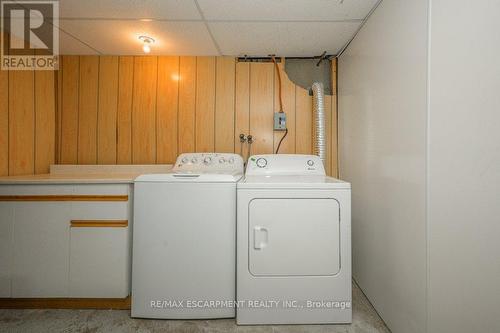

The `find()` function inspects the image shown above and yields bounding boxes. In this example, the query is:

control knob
[203,156,212,165]
[256,158,267,168]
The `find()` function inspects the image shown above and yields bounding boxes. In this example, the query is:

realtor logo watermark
[1,0,59,70]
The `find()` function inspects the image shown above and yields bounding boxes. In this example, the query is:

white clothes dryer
[236,154,351,324]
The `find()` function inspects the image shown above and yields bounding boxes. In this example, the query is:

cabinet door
[0,203,14,297]
[69,195,131,298]
[11,202,71,297]
[69,225,129,298]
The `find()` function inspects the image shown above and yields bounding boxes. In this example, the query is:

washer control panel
[173,153,244,173]
[246,154,325,176]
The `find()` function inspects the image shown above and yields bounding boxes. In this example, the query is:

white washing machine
[132,153,243,319]
[236,154,351,325]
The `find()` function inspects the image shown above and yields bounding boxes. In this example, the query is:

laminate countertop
[0,165,173,185]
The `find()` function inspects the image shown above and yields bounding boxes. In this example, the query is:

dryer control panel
[246,154,325,176]
[173,153,244,174]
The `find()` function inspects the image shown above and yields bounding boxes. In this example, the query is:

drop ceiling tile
[209,21,361,56]
[59,29,99,54]
[58,19,218,55]
[59,0,201,20]
[197,0,379,21]
[4,18,95,54]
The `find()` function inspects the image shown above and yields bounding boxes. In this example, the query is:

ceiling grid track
[56,24,103,55]
[194,0,223,56]
[337,0,383,57]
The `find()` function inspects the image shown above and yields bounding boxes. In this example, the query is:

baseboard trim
[0,296,131,309]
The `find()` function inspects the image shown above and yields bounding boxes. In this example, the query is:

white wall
[427,1,500,332]
[338,1,429,332]
[340,0,500,332]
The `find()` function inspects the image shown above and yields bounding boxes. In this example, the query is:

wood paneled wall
[0,56,338,177]
[0,68,56,176]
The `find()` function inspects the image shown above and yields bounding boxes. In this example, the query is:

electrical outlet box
[274,112,287,131]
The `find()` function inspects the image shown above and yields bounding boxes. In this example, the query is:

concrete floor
[0,281,389,333]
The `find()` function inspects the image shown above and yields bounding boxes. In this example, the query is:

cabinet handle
[70,220,128,228]
[0,195,128,201]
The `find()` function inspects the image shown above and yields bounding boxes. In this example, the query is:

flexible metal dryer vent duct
[311,82,326,165]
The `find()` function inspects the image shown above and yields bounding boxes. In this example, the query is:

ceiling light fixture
[139,35,154,54]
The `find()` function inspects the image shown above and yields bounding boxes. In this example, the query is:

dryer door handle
[253,226,269,250]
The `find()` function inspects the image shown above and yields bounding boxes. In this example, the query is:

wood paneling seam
[176,56,180,158]
[194,57,198,151]
[155,56,159,163]
[58,58,61,163]
[95,56,100,164]
[7,69,9,176]
[232,59,236,153]
[294,86,298,152]
[59,57,65,163]
[130,57,135,164]
[213,58,217,150]
[115,57,121,163]
[76,56,80,164]
[155,56,158,163]
[55,67,60,164]
[33,70,36,175]
[248,64,251,138]
[271,62,275,150]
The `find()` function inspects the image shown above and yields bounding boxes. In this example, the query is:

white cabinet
[0,183,132,299]
[69,200,130,298]
[11,202,71,297]
[69,226,129,298]
[0,203,14,297]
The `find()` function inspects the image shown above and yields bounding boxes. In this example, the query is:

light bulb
[139,36,154,54]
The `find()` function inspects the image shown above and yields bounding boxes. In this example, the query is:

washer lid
[135,171,243,183]
[238,175,350,189]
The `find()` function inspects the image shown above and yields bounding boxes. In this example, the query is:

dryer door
[248,198,340,276]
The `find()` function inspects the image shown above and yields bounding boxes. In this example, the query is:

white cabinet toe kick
[0,184,132,303]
